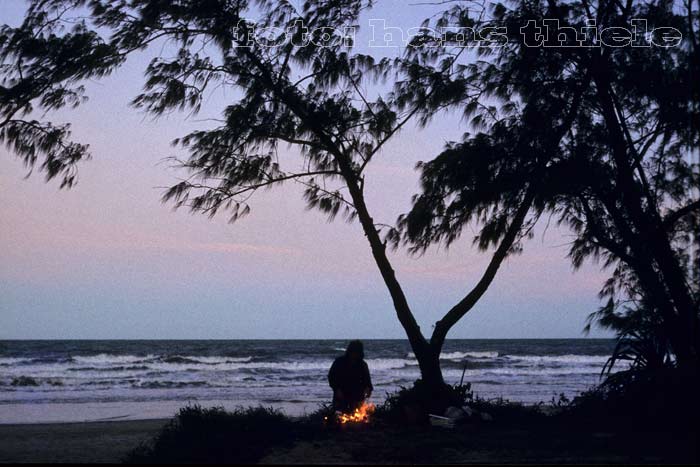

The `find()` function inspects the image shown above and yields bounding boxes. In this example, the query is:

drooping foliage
[397,0,699,371]
[0,1,121,186]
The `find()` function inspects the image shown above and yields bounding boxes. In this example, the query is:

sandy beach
[0,420,166,463]
[1,414,696,464]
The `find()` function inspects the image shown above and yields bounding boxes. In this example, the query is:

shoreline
[0,416,170,426]
[0,399,321,425]
[0,398,564,426]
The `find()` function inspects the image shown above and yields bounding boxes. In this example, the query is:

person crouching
[328,340,373,413]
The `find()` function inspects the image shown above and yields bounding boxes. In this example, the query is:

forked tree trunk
[416,344,448,389]
[339,153,537,406]
[337,163,453,399]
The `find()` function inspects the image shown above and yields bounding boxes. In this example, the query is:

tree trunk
[335,160,453,399]
[414,342,457,414]
[415,344,446,388]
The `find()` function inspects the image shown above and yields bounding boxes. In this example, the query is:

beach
[0,419,166,463]
[1,415,696,464]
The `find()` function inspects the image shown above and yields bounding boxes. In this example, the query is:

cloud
[110,232,304,257]
[3,226,303,259]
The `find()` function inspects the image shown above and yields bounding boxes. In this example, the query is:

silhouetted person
[328,340,373,412]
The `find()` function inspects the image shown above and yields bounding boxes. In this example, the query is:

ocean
[0,339,617,423]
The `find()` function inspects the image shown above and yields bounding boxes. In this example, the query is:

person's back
[328,340,373,412]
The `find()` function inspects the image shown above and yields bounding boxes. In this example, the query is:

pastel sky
[0,1,611,339]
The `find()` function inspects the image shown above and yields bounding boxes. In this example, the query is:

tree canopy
[398,0,699,369]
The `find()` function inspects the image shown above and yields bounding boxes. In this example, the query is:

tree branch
[430,187,536,349]
[664,199,700,228]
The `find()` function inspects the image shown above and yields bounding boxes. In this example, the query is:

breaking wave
[505,354,610,365]
[406,351,499,360]
[1,340,620,411]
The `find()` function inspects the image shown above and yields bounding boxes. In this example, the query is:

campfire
[336,402,375,424]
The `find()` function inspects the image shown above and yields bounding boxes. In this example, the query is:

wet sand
[0,419,166,463]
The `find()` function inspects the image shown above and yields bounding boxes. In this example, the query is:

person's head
[345,340,364,362]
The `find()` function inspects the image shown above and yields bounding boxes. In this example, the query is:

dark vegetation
[375,380,474,423]
[124,379,698,464]
[566,366,700,429]
[124,406,301,464]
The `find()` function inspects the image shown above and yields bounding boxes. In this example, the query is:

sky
[0,0,612,339]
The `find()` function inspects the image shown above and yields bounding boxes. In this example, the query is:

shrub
[376,380,474,424]
[124,405,296,464]
[468,396,547,423]
[566,366,700,428]
[298,402,336,425]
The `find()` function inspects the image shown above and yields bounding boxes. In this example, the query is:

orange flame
[336,402,375,424]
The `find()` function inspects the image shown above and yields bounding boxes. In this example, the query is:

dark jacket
[328,355,373,407]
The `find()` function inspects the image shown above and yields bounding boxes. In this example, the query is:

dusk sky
[0,0,611,339]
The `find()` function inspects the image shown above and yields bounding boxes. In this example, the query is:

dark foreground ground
[0,417,696,464]
[262,422,698,464]
[0,420,166,463]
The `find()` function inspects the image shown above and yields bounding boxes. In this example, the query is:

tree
[0,0,539,403]
[398,0,699,372]
[0,2,120,187]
